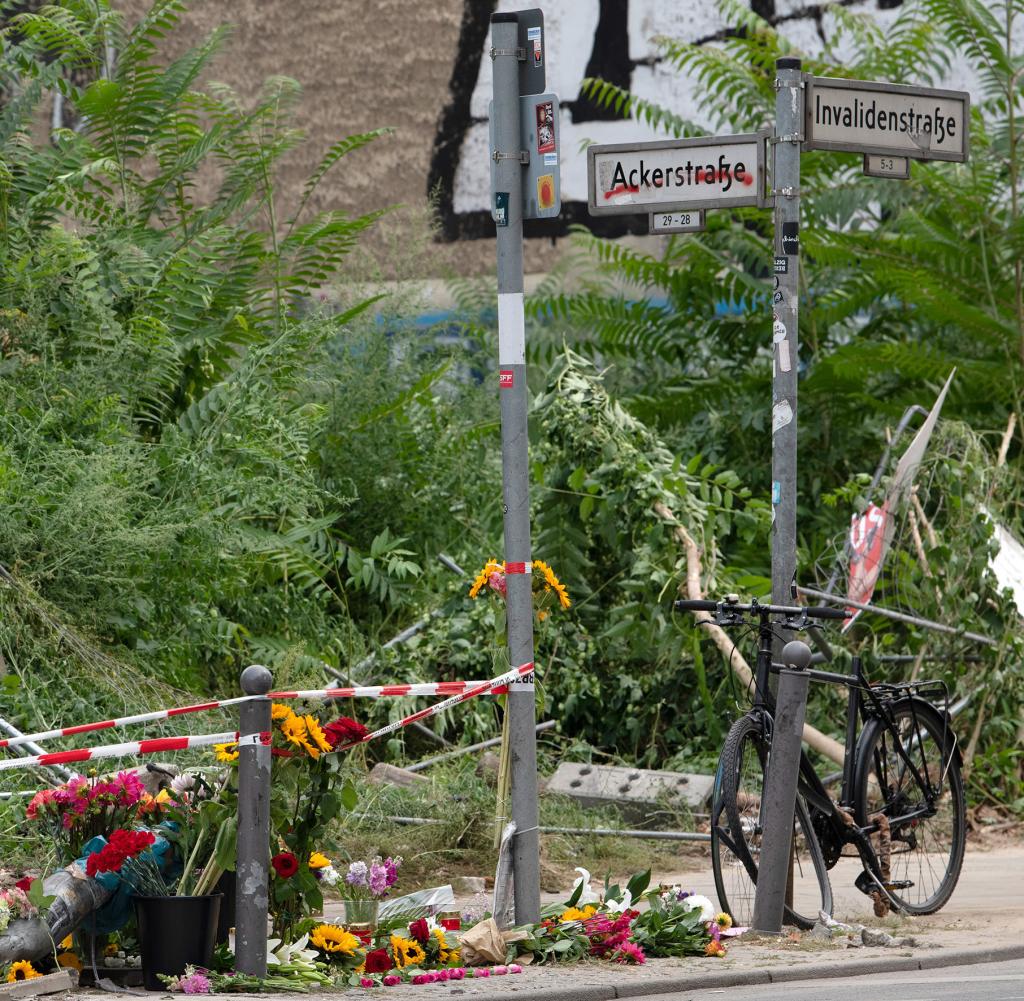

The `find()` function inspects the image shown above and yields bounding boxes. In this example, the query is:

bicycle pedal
[884,881,913,891]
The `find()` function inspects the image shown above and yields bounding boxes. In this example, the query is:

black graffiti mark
[571,0,636,123]
[427,0,906,243]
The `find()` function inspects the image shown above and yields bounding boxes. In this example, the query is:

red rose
[15,877,32,893]
[323,717,369,749]
[363,949,392,973]
[408,918,430,944]
[271,852,299,879]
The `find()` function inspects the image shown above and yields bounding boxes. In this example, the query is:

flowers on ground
[560,905,597,922]
[389,934,426,970]
[310,923,360,957]
[6,962,41,982]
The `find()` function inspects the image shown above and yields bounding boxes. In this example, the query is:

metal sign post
[489,9,542,926]
[751,55,805,936]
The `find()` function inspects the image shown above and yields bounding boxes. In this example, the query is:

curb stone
[380,942,1024,1001]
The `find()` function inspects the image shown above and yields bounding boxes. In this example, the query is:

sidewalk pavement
[321,842,1024,1000]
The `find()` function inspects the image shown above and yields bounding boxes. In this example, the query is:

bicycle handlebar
[673,597,848,621]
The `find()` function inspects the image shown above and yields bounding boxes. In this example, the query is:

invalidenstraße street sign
[650,209,706,233]
[805,76,969,162]
[588,133,764,216]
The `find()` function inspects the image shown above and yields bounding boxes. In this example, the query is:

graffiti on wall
[427,0,970,242]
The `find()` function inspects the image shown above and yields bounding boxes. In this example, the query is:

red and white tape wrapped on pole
[0,679,494,750]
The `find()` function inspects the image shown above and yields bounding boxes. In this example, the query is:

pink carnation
[448,969,465,980]
[359,977,375,988]
[474,968,490,978]
[492,966,508,975]
[612,941,646,965]
[382,975,401,987]
[508,964,523,974]
[411,974,429,985]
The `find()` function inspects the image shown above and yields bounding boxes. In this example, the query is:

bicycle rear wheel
[854,697,965,914]
[712,713,832,929]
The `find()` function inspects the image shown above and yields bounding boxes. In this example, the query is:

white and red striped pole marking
[0,731,239,773]
[332,662,535,753]
[267,680,498,700]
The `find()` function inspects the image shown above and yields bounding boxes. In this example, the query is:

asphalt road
[624,959,1024,1001]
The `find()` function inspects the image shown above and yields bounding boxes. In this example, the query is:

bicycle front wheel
[712,713,832,929]
[854,697,965,914]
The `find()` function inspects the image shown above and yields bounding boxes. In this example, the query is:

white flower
[266,934,318,967]
[603,889,633,913]
[170,774,196,796]
[0,898,11,934]
[319,865,339,887]
[572,867,600,905]
[680,894,715,922]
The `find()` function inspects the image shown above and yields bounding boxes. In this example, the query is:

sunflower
[532,559,571,609]
[59,936,73,950]
[468,560,504,599]
[309,923,360,956]
[308,851,331,870]
[714,912,733,930]
[560,905,597,923]
[7,962,41,982]
[389,934,425,969]
[431,927,459,965]
[271,703,296,722]
[56,952,82,972]
[279,713,308,750]
[304,715,332,757]
[214,742,239,763]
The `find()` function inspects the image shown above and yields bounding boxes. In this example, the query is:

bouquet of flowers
[25,772,147,863]
[0,886,38,935]
[342,856,402,900]
[84,828,169,896]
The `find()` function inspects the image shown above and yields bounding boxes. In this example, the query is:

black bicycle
[676,595,966,929]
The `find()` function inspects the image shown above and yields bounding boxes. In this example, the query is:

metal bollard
[752,640,811,934]
[235,664,273,975]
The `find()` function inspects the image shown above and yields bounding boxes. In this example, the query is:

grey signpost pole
[751,55,806,936]
[236,664,273,976]
[490,11,541,926]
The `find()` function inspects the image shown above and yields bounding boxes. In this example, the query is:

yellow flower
[304,715,332,757]
[389,934,425,969]
[279,713,308,750]
[103,944,118,957]
[309,923,360,956]
[56,952,82,972]
[60,936,73,950]
[468,560,504,599]
[271,703,296,722]
[560,905,596,922]
[214,742,239,763]
[7,962,41,982]
[308,851,331,870]
[533,559,571,610]
[705,939,726,958]
[714,912,733,930]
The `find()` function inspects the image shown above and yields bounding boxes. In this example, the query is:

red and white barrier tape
[331,662,535,753]
[267,680,496,701]
[0,679,498,750]
[0,731,239,773]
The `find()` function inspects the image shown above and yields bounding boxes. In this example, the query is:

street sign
[489,92,561,221]
[587,133,764,216]
[650,209,706,233]
[805,76,969,162]
[863,153,910,179]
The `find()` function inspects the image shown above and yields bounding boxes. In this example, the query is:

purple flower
[179,972,211,995]
[368,860,389,897]
[346,861,369,888]
[383,856,402,886]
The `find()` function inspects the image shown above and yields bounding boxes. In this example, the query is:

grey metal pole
[490,11,540,926]
[771,56,802,619]
[752,640,811,933]
[235,664,272,976]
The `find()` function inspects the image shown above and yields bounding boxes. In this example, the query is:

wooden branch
[910,488,938,549]
[907,507,933,578]
[996,412,1017,467]
[654,502,845,767]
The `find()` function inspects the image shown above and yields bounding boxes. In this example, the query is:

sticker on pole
[488,93,561,222]
[499,370,514,389]
[805,76,969,162]
[588,133,764,216]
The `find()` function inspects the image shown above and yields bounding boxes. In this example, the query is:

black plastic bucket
[134,894,223,991]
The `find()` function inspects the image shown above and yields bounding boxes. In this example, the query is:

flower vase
[341,898,379,929]
[134,894,222,991]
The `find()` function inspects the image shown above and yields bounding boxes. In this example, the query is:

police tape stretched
[0,679,496,750]
[0,664,535,770]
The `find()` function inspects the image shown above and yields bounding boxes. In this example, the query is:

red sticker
[499,370,514,388]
